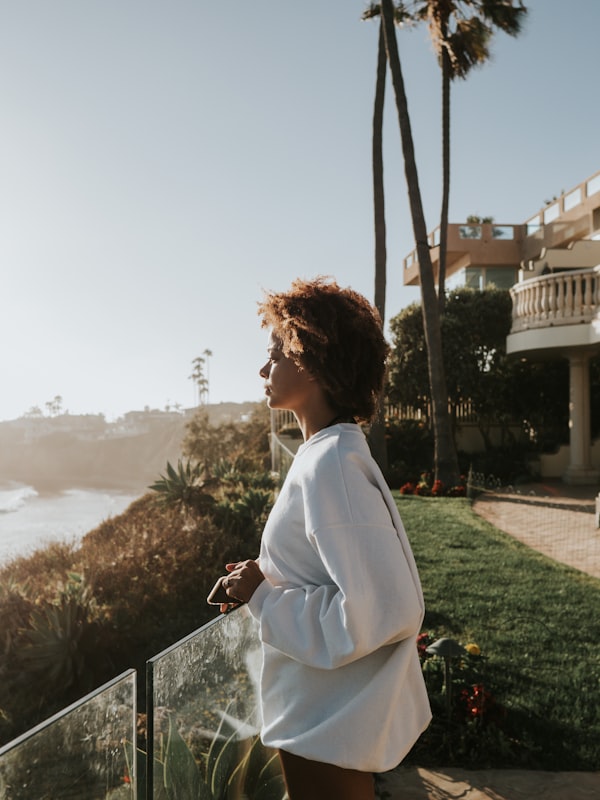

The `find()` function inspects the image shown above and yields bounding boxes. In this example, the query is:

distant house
[9,413,107,443]
[403,169,600,485]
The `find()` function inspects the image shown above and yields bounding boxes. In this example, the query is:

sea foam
[0,484,38,514]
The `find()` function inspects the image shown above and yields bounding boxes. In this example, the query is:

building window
[446,266,517,292]
[485,267,518,289]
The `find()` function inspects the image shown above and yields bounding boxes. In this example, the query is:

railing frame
[510,266,600,332]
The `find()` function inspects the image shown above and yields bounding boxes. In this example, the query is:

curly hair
[257,277,389,423]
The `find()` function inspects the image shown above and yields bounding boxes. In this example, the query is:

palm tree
[371,18,387,327]
[203,348,213,405]
[379,0,460,486]
[417,0,528,311]
[189,356,207,407]
[362,10,389,471]
[362,2,410,326]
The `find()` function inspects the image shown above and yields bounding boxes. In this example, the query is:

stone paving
[380,482,600,799]
[378,766,600,799]
[472,490,600,580]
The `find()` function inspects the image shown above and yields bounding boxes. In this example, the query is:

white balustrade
[510,266,600,332]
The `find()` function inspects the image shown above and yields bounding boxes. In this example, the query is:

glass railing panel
[543,202,560,224]
[564,187,582,212]
[271,432,296,486]
[459,224,482,239]
[0,669,136,800]
[147,608,285,800]
[587,173,600,198]
[490,225,514,240]
[526,215,542,237]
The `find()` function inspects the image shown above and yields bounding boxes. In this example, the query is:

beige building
[403,169,600,485]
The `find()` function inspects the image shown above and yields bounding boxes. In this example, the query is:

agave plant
[155,711,286,800]
[19,573,104,694]
[149,459,216,512]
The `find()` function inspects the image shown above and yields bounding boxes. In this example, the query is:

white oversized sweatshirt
[247,423,431,772]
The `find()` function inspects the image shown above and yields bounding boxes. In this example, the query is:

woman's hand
[219,559,265,612]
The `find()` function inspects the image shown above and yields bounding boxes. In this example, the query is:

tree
[387,287,572,452]
[379,0,460,487]
[182,404,271,473]
[189,356,208,406]
[369,19,390,471]
[362,8,393,472]
[45,395,63,417]
[203,349,213,405]
[416,0,527,311]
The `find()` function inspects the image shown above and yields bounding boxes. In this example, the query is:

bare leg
[278,749,375,800]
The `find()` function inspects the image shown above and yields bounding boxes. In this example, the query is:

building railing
[403,222,524,274]
[523,169,600,234]
[510,266,600,332]
[0,669,137,799]
[146,609,284,800]
[0,611,283,800]
[403,168,600,282]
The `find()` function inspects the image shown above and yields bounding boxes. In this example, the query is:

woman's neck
[294,405,344,441]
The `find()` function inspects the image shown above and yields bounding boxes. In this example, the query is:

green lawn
[396,494,600,770]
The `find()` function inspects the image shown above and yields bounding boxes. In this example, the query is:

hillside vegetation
[1,407,598,772]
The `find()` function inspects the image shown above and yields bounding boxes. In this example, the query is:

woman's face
[259,330,315,413]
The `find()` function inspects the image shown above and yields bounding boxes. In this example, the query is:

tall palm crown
[417,1,527,79]
[416,1,528,307]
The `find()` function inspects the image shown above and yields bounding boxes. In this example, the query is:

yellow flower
[465,643,481,656]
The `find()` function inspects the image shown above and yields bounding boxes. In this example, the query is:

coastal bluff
[0,404,258,494]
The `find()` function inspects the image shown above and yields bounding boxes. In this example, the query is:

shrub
[409,632,512,768]
[399,473,466,498]
[384,419,434,486]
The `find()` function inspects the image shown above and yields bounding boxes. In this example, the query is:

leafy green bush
[384,418,434,486]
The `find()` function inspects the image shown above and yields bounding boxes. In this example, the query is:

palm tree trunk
[368,19,389,473]
[438,39,451,314]
[380,0,460,487]
[373,21,387,324]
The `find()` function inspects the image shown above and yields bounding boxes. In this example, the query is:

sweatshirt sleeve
[247,520,424,670]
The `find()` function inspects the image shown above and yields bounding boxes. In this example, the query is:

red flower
[460,684,495,718]
[416,631,433,660]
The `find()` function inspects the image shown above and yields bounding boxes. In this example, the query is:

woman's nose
[259,361,269,378]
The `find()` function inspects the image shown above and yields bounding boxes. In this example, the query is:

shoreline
[0,475,149,498]
[0,485,143,565]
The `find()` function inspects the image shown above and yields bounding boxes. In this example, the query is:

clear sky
[1,0,598,421]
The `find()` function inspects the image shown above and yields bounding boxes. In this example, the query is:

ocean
[0,483,141,565]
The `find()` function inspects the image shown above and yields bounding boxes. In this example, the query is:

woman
[215,277,431,799]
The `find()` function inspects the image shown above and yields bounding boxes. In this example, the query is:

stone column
[564,352,600,485]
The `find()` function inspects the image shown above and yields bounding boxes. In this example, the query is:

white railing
[510,266,600,332]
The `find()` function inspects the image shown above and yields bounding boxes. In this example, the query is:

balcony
[403,169,600,288]
[507,265,600,486]
[507,266,600,356]
[403,222,524,287]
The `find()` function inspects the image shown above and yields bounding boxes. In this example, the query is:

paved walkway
[377,766,600,799]
[380,481,600,799]
[472,481,600,580]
